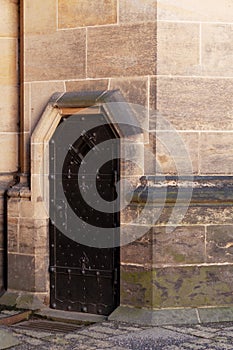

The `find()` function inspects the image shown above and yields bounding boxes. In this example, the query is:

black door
[49,113,120,315]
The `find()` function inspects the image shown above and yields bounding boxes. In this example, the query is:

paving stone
[163,326,216,339]
[85,339,113,348]
[72,346,96,350]
[88,325,127,335]
[0,329,21,350]
[213,342,233,349]
[24,337,43,345]
[13,328,53,338]
[195,325,220,333]
[117,325,144,332]
[104,348,128,350]
[77,329,110,339]
[65,333,90,341]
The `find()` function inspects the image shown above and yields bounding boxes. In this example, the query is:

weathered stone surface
[23,83,30,133]
[0,133,17,172]
[19,219,48,254]
[25,29,86,81]
[121,265,153,308]
[8,217,18,253]
[0,86,18,132]
[121,227,152,265]
[87,23,156,77]
[0,38,17,85]
[58,0,117,28]
[30,81,65,132]
[202,24,233,77]
[152,265,233,308]
[155,77,233,130]
[136,205,233,226]
[149,76,156,111]
[157,0,233,22]
[0,329,20,349]
[24,0,56,34]
[35,254,49,292]
[206,225,233,263]
[200,133,233,174]
[155,132,199,175]
[121,142,144,177]
[8,253,35,291]
[152,226,205,265]
[144,132,156,174]
[157,22,199,76]
[0,0,18,37]
[7,198,20,218]
[19,199,34,218]
[66,79,109,93]
[110,77,148,107]
[119,0,157,23]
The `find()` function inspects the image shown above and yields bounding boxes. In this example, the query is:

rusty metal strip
[0,310,32,326]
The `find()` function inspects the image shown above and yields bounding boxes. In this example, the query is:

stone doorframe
[0,90,144,310]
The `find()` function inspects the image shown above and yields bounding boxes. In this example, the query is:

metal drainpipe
[18,0,27,181]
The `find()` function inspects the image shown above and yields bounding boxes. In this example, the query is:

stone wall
[121,0,233,311]
[0,0,18,293]
[2,0,233,316]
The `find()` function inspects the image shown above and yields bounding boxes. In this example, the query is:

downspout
[19,0,27,182]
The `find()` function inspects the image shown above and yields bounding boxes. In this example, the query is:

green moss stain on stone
[121,269,153,308]
[121,265,233,310]
[152,265,233,308]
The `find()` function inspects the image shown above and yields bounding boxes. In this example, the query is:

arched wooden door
[49,112,120,316]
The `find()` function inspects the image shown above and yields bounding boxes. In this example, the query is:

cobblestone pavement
[1,319,233,349]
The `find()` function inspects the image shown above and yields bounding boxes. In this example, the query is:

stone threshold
[109,306,233,326]
[35,308,107,324]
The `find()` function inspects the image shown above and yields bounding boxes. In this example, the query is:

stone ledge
[0,291,47,310]
[109,306,233,326]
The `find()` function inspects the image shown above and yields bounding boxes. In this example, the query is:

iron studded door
[49,113,120,315]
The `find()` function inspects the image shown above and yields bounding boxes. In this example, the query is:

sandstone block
[139,205,233,226]
[207,225,233,263]
[24,0,56,34]
[109,77,148,107]
[149,76,156,111]
[8,253,35,292]
[155,132,199,175]
[8,217,18,253]
[66,79,109,93]
[200,132,233,174]
[153,265,233,308]
[119,0,156,23]
[30,81,65,132]
[155,77,233,130]
[0,133,18,172]
[157,0,233,22]
[152,226,205,265]
[157,22,199,76]
[87,23,156,77]
[25,29,86,81]
[19,219,48,255]
[0,86,18,132]
[121,265,153,308]
[0,0,18,37]
[0,38,17,85]
[121,227,152,265]
[202,24,233,77]
[58,0,117,28]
